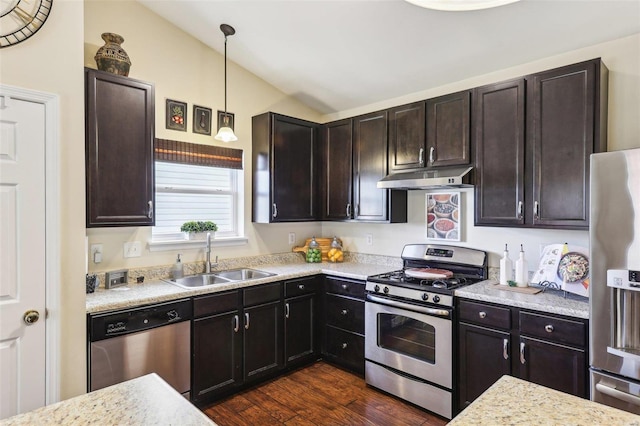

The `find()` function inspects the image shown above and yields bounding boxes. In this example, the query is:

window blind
[155,138,243,169]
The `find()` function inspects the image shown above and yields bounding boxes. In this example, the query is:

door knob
[23,310,40,325]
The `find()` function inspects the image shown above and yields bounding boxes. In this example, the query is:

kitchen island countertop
[448,375,639,425]
[456,279,589,319]
[0,373,215,426]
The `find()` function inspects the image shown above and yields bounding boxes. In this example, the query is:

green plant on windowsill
[180,221,218,240]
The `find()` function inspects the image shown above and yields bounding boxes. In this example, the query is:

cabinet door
[272,114,318,222]
[322,119,353,220]
[323,325,365,375]
[243,300,283,382]
[518,337,587,398]
[85,68,155,227]
[528,60,600,228]
[353,110,389,221]
[458,323,511,409]
[284,294,317,366]
[192,311,242,403]
[426,91,470,168]
[474,79,526,226]
[388,102,426,172]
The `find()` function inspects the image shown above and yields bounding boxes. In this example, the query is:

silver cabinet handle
[545,324,554,333]
[517,201,524,219]
[341,284,348,290]
[429,146,435,164]
[520,341,526,364]
[244,312,250,330]
[346,203,351,217]
[503,338,509,360]
[285,303,290,319]
[233,315,239,332]
[534,201,540,220]
[419,147,425,166]
[341,343,348,349]
[355,204,359,217]
[298,284,305,290]
[147,201,153,219]
[341,309,349,316]
[272,203,278,218]
[479,311,487,319]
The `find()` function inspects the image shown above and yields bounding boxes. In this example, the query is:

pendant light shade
[215,23,238,142]
[404,0,519,11]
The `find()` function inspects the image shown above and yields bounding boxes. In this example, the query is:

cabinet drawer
[324,325,364,373]
[325,277,365,299]
[459,300,511,330]
[325,294,364,333]
[193,290,238,318]
[519,311,585,347]
[243,282,282,307]
[285,277,317,298]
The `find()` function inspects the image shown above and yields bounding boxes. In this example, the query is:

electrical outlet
[91,244,103,264]
[366,234,373,245]
[288,232,296,245]
[124,241,142,258]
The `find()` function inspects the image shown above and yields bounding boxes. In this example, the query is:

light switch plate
[124,241,141,258]
[366,234,373,245]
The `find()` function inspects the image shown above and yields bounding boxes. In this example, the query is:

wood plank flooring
[202,362,448,426]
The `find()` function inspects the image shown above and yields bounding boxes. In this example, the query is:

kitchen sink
[164,268,276,289]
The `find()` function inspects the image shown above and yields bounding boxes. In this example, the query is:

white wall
[321,33,640,268]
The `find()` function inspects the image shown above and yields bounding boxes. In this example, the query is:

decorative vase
[94,33,131,76]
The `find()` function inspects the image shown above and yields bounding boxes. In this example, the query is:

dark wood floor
[202,362,448,426]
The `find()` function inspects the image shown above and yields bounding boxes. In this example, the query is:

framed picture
[217,110,235,131]
[166,99,187,131]
[426,192,460,241]
[193,105,212,135]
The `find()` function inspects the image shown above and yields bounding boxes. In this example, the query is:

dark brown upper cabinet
[475,58,608,229]
[252,112,319,223]
[85,68,155,227]
[425,90,471,168]
[321,119,354,220]
[353,111,407,222]
[388,101,426,172]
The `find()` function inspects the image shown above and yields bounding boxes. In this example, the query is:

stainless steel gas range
[364,244,488,419]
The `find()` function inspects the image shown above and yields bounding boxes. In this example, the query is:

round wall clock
[0,0,53,48]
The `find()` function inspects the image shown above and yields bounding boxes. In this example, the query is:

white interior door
[0,95,47,418]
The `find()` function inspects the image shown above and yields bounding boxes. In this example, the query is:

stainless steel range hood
[377,166,473,190]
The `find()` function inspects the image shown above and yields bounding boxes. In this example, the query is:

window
[152,139,244,242]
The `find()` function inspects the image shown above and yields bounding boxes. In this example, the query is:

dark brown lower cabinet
[284,277,320,367]
[457,299,588,414]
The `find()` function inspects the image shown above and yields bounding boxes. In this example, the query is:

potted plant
[180,221,218,240]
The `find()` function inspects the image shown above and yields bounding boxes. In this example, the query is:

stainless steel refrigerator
[590,148,640,414]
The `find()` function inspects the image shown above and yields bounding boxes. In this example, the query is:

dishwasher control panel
[89,299,192,341]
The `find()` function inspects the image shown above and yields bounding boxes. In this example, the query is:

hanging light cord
[223,33,228,122]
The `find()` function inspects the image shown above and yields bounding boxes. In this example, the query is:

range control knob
[167,310,179,320]
[422,293,429,301]
[374,285,380,293]
[383,286,390,294]
[432,295,441,304]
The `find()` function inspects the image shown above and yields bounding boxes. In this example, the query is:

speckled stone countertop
[448,375,639,425]
[455,279,589,319]
[1,374,214,425]
[86,258,401,314]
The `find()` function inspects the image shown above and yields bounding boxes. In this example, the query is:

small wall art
[217,110,235,131]
[193,105,212,135]
[426,192,460,241]
[166,99,187,131]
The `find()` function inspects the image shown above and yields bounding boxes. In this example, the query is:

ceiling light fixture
[214,23,238,143]
[404,0,519,11]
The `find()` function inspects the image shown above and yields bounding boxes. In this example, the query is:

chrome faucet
[205,232,218,273]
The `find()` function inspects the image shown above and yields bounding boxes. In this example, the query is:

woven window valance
[155,138,243,170]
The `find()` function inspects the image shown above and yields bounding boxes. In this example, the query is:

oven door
[365,293,452,389]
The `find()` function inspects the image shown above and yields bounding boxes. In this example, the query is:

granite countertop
[0,374,215,426]
[448,375,639,425]
[86,261,399,314]
[455,279,589,319]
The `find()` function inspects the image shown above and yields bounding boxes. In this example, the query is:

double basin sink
[163,268,276,289]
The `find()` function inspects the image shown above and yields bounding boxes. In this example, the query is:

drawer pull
[341,309,349,316]
[503,338,509,360]
[341,284,348,290]
[545,324,554,333]
[520,342,526,364]
[479,311,487,319]
[341,343,348,349]
[298,284,305,290]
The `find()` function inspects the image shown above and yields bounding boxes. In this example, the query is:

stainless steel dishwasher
[88,298,192,397]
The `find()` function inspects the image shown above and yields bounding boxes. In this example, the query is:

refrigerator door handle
[596,382,640,407]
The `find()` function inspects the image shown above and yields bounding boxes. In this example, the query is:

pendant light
[215,23,238,142]
[404,0,519,11]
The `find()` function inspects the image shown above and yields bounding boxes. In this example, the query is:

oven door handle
[366,294,451,318]
[595,382,640,407]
